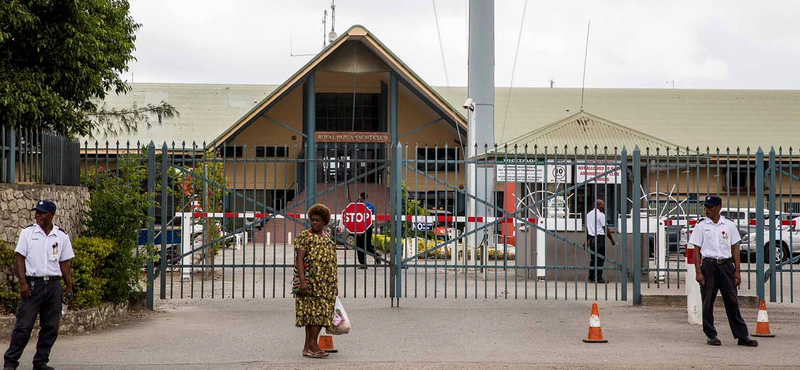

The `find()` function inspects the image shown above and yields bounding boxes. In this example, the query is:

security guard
[4,200,74,370]
[689,195,757,347]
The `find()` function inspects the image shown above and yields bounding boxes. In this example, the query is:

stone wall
[0,302,128,338]
[0,184,89,247]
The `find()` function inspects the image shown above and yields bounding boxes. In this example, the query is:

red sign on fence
[343,203,373,234]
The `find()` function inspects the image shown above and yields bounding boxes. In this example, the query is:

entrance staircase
[254,183,391,244]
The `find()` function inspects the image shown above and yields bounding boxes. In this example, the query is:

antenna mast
[322,10,328,48]
[580,20,590,111]
[331,0,336,35]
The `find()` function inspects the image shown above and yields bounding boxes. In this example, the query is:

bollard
[686,243,701,325]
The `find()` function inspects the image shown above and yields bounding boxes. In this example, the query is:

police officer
[689,195,757,347]
[4,200,74,370]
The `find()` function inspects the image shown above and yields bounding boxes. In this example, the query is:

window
[221,146,244,158]
[315,93,381,132]
[256,147,289,157]
[727,169,756,190]
[416,148,460,171]
[784,202,800,214]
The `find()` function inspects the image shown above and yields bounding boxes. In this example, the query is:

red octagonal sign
[343,203,373,234]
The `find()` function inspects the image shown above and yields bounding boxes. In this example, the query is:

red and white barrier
[176,212,536,224]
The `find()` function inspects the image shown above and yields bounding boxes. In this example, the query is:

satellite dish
[328,31,338,43]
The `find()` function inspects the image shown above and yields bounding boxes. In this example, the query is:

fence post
[620,147,628,301]
[8,127,15,183]
[146,142,156,310]
[755,148,765,301]
[632,146,642,305]
[391,142,403,306]
[768,147,776,302]
[161,143,169,299]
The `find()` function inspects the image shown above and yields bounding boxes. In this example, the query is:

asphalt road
[2,297,799,370]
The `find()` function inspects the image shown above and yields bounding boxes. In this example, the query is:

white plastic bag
[326,297,351,335]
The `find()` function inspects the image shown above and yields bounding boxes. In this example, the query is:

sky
[123,0,800,90]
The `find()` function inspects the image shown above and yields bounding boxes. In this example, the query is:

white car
[739,216,800,263]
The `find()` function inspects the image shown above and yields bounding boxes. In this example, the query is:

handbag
[292,259,310,295]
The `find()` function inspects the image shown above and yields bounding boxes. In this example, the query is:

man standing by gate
[4,200,74,370]
[356,192,376,269]
[586,199,615,283]
[690,195,758,347]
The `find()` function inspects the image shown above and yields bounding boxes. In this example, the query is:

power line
[500,0,529,143]
[432,0,450,88]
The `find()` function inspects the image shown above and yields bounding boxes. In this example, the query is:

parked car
[326,217,356,248]
[739,216,800,263]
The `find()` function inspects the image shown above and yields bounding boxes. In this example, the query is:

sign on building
[316,132,390,143]
[496,163,573,183]
[576,161,622,184]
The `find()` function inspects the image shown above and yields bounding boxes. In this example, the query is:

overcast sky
[123,0,800,89]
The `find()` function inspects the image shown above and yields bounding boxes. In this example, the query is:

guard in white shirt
[689,195,757,347]
[4,200,74,370]
[585,199,616,283]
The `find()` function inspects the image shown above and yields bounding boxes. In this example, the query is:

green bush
[83,154,152,304]
[415,239,451,259]
[372,234,390,252]
[0,242,20,314]
[70,237,114,310]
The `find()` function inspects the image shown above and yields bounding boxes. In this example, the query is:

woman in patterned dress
[294,204,338,358]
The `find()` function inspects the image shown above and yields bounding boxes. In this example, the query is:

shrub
[70,237,114,309]
[83,154,152,304]
[415,239,451,259]
[372,234,390,252]
[0,242,19,314]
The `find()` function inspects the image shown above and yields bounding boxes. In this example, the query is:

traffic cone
[752,299,775,338]
[318,334,338,353]
[582,303,608,343]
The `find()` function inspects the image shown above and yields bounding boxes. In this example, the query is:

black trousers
[700,260,749,339]
[4,278,62,369]
[587,236,606,280]
[356,227,375,265]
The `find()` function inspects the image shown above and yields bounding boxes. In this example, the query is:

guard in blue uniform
[689,195,757,347]
[4,200,74,370]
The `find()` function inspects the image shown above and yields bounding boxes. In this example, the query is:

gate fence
[80,141,800,308]
[1,125,80,186]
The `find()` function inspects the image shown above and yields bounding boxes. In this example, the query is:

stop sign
[343,203,373,234]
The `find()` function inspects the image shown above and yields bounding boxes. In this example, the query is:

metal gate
[80,141,799,308]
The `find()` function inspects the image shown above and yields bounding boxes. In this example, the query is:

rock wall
[0,184,89,247]
[0,302,129,338]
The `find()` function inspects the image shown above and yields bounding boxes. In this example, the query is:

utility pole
[466,0,495,267]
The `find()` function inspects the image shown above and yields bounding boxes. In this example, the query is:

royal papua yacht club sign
[315,132,391,143]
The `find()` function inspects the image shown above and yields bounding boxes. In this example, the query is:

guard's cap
[31,200,57,213]
[702,195,722,208]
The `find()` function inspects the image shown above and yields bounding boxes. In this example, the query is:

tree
[0,0,170,138]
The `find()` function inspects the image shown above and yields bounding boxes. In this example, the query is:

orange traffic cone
[318,334,338,353]
[583,303,608,343]
[752,299,775,338]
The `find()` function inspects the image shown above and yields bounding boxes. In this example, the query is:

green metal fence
[79,141,800,308]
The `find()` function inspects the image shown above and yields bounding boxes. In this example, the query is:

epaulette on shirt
[23,224,34,229]
[56,226,67,235]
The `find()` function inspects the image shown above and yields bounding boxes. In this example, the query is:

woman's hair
[307,203,331,226]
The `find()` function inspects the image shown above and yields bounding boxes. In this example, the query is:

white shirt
[586,209,606,236]
[688,216,741,259]
[15,224,75,277]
